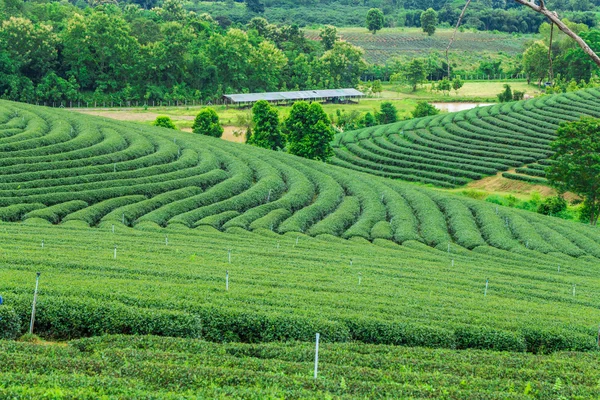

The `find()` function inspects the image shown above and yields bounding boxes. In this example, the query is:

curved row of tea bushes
[1,100,600,260]
[333,89,600,187]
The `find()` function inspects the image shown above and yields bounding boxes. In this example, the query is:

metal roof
[223,89,364,103]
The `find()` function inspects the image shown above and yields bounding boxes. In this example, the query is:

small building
[223,88,364,107]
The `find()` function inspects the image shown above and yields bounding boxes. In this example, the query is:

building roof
[223,89,364,103]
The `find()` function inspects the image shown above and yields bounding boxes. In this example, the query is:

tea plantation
[332,89,600,187]
[1,100,600,397]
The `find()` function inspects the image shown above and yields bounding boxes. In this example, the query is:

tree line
[0,0,366,104]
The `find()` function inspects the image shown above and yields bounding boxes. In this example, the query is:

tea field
[333,89,600,187]
[304,28,530,67]
[2,335,599,398]
[1,100,600,397]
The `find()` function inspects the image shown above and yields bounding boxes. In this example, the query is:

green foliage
[452,76,464,93]
[523,41,550,85]
[152,116,177,130]
[362,111,376,127]
[0,306,20,340]
[548,117,600,225]
[420,8,438,36]
[192,108,223,137]
[403,58,427,91]
[538,196,568,216]
[412,101,439,118]
[377,102,398,125]
[284,101,334,161]
[319,25,337,51]
[245,0,264,13]
[497,84,513,102]
[248,100,283,150]
[365,8,384,34]
[436,77,451,94]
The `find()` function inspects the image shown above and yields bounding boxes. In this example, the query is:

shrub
[192,108,223,137]
[0,306,21,340]
[412,101,439,118]
[152,116,177,129]
[538,196,567,216]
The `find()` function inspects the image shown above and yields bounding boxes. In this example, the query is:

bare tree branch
[514,0,600,67]
[445,0,472,80]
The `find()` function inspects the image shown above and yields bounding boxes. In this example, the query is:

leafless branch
[445,0,472,80]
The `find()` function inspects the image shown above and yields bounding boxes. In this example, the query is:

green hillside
[304,27,529,67]
[332,89,600,187]
[1,100,600,396]
[2,100,600,256]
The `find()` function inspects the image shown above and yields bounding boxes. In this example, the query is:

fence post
[29,272,41,335]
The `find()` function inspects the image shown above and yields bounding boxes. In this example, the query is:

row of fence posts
[30,98,227,109]
[14,234,600,379]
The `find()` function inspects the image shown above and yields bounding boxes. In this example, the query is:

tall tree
[547,117,600,225]
[403,58,427,91]
[319,25,337,51]
[420,8,438,36]
[315,42,366,88]
[522,41,550,85]
[248,100,284,150]
[192,108,223,137]
[366,8,384,35]
[284,101,334,161]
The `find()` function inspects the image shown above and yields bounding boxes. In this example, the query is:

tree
[547,117,600,225]
[248,100,283,150]
[153,116,176,129]
[452,77,464,94]
[403,58,427,91]
[497,84,513,102]
[319,25,337,51]
[362,112,376,127]
[315,42,366,88]
[437,78,451,95]
[421,8,438,36]
[192,108,223,137]
[245,0,264,13]
[366,8,384,35]
[377,102,397,125]
[412,101,440,118]
[371,79,383,97]
[284,101,334,161]
[523,41,549,85]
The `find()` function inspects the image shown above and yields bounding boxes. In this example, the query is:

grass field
[72,81,540,135]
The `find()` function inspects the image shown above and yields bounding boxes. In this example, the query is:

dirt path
[467,170,557,197]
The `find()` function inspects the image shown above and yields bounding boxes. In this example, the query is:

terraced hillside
[2,100,600,259]
[2,101,600,394]
[332,89,600,187]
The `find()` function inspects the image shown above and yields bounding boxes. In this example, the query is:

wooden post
[226,270,229,291]
[484,279,489,297]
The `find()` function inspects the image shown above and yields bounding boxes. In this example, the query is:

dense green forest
[0,0,367,104]
[1,0,600,104]
[190,0,599,33]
